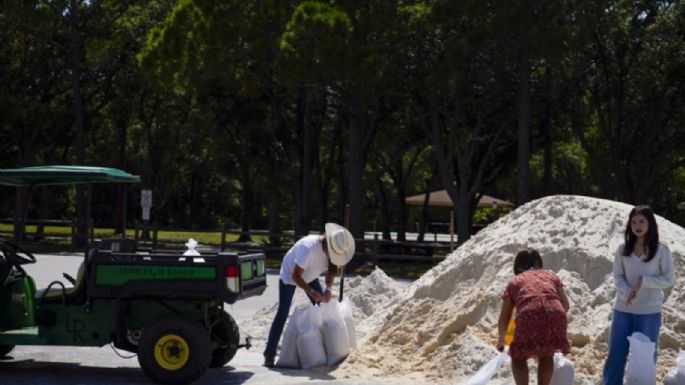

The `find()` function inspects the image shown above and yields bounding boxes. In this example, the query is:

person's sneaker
[263,356,275,368]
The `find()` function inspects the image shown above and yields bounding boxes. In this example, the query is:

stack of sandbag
[276,300,356,369]
[665,350,685,385]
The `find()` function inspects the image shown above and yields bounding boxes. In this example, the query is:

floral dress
[503,269,570,359]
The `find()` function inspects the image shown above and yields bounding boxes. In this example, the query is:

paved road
[0,253,409,385]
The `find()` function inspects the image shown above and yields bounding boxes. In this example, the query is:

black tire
[0,344,14,357]
[137,316,212,385]
[209,310,240,368]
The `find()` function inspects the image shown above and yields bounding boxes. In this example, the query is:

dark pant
[263,278,323,358]
[603,309,661,385]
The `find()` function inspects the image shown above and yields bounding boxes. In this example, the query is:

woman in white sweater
[603,205,675,385]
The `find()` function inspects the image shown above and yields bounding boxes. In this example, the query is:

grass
[0,224,270,246]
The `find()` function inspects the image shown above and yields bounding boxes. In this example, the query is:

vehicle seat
[34,259,87,304]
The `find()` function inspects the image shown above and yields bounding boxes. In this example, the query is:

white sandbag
[295,305,326,369]
[320,300,351,366]
[297,329,327,369]
[338,300,357,349]
[625,331,656,385]
[664,350,685,385]
[462,350,509,385]
[276,307,303,368]
[296,304,322,334]
[549,352,574,385]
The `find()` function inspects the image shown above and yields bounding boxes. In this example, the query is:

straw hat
[325,223,355,266]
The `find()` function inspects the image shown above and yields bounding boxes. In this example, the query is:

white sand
[334,195,685,384]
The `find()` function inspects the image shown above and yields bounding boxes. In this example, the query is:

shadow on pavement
[0,359,254,385]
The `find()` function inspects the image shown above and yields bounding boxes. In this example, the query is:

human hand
[626,277,643,305]
[323,289,332,303]
[308,290,324,304]
[496,338,505,352]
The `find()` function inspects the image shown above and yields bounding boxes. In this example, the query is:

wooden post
[221,224,226,251]
[339,204,351,302]
[449,210,455,251]
[152,222,158,250]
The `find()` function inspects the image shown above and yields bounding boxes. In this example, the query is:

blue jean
[603,309,661,385]
[263,278,323,358]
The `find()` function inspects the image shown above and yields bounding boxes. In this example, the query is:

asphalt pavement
[0,253,411,385]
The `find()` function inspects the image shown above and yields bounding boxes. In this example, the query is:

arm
[292,265,323,303]
[612,247,633,299]
[641,248,676,289]
[323,264,338,302]
[558,285,570,312]
[497,296,514,352]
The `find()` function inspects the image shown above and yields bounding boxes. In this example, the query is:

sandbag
[338,300,357,349]
[297,330,327,369]
[462,350,509,385]
[664,350,685,385]
[320,300,351,366]
[296,305,326,369]
[625,331,656,385]
[549,352,574,385]
[276,307,303,368]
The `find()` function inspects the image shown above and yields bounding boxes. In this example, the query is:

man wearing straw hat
[263,222,355,367]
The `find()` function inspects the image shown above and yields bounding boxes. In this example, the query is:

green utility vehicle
[0,166,267,384]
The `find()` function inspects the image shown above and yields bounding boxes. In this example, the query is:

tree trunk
[376,178,391,240]
[294,89,314,236]
[70,0,89,249]
[348,118,366,238]
[115,116,128,234]
[517,56,531,205]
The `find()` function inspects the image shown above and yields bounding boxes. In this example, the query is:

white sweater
[612,242,675,314]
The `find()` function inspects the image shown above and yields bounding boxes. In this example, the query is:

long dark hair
[622,205,659,262]
[513,249,543,275]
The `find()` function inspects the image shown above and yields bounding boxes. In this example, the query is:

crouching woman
[497,249,570,385]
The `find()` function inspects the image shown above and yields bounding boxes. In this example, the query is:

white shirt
[279,234,329,285]
[612,242,675,314]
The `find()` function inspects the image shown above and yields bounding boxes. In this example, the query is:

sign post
[141,190,152,240]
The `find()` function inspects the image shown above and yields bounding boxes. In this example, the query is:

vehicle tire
[209,309,240,368]
[137,316,211,385]
[0,344,14,357]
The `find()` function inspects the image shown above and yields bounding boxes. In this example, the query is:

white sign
[141,190,152,208]
[142,207,151,221]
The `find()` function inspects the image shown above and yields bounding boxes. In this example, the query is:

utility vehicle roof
[0,165,140,186]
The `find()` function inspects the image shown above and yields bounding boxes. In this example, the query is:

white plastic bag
[664,350,685,385]
[462,350,509,385]
[296,305,326,369]
[338,300,357,350]
[320,300,350,366]
[549,352,574,385]
[179,238,204,262]
[625,331,656,385]
[276,307,304,368]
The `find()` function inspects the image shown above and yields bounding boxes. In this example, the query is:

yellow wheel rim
[154,334,190,371]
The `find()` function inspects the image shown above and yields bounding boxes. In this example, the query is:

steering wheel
[0,240,37,266]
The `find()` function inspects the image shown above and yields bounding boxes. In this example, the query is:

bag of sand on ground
[549,352,574,385]
[625,331,656,385]
[296,304,326,369]
[319,299,351,366]
[276,306,305,368]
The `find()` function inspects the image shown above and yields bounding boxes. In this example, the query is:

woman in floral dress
[497,249,570,385]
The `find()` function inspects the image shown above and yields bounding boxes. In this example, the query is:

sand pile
[335,195,685,384]
[238,267,405,353]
